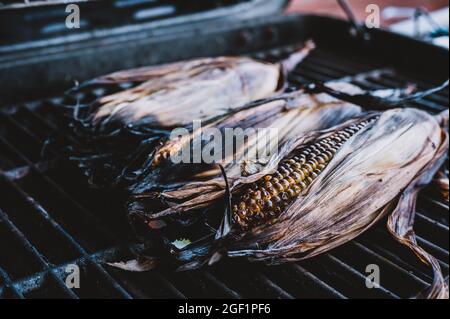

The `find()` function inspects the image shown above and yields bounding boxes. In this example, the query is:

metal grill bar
[0,143,133,298]
[286,264,348,299]
[0,207,78,298]
[343,242,429,296]
[326,254,400,299]
[0,264,24,299]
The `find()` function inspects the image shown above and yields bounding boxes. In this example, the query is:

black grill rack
[0,41,448,298]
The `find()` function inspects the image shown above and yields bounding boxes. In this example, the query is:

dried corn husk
[127,82,366,197]
[433,170,449,202]
[78,42,315,130]
[65,43,314,187]
[132,108,448,299]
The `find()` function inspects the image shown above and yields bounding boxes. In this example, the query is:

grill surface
[0,34,449,298]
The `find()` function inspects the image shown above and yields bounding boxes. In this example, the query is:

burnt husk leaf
[135,108,448,299]
[128,82,366,210]
[304,80,449,111]
[62,43,315,188]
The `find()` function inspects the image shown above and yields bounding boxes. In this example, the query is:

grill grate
[0,46,448,299]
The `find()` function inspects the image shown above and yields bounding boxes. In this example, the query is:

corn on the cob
[63,43,314,189]
[133,82,365,197]
[134,108,448,299]
[152,82,362,171]
[232,118,375,229]
[222,109,448,299]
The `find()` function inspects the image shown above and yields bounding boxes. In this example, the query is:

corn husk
[127,82,366,197]
[130,82,446,207]
[132,108,448,299]
[77,42,315,130]
[65,42,315,187]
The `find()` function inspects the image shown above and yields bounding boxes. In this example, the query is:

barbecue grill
[0,0,448,299]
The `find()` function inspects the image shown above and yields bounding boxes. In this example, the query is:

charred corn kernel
[292,172,302,183]
[281,179,290,189]
[232,118,374,230]
[261,189,271,200]
[274,182,284,192]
